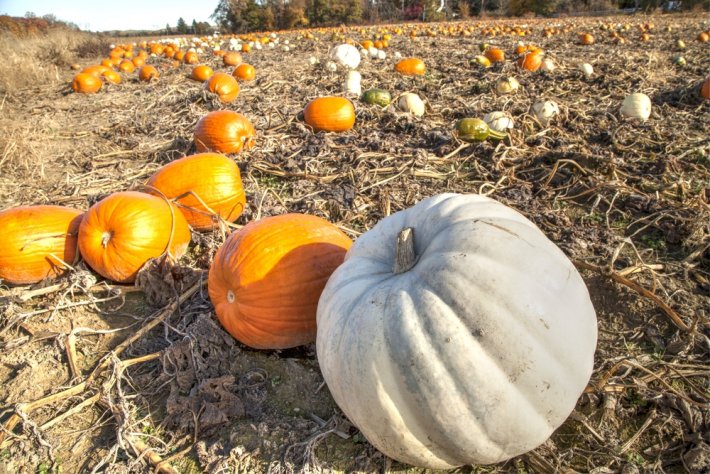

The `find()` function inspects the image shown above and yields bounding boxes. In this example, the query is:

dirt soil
[0,13,708,474]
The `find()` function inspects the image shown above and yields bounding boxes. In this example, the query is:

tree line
[210,0,709,33]
[165,18,214,35]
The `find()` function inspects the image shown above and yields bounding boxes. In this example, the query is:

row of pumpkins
[0,151,598,470]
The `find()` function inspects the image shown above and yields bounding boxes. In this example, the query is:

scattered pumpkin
[146,153,246,231]
[484,47,505,63]
[579,33,595,45]
[316,193,598,469]
[223,51,243,67]
[78,191,191,283]
[303,96,356,132]
[0,206,83,285]
[101,69,121,85]
[330,43,361,69]
[532,100,560,126]
[495,76,520,94]
[208,213,352,349]
[205,72,240,103]
[190,64,214,82]
[361,88,392,107]
[194,110,256,154]
[620,93,652,121]
[517,51,543,72]
[394,58,426,76]
[118,60,135,73]
[396,92,426,116]
[232,63,256,81]
[138,65,159,82]
[184,51,199,64]
[72,73,102,93]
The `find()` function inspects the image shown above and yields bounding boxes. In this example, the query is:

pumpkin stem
[227,289,235,303]
[394,228,418,274]
[101,231,112,248]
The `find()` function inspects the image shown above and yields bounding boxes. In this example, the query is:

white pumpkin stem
[394,228,417,274]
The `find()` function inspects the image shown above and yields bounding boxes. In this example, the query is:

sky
[0,0,216,32]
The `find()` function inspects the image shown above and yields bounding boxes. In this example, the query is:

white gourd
[344,70,362,96]
[330,43,361,69]
[317,193,598,469]
[396,93,425,116]
[620,93,652,121]
[483,111,514,133]
[532,100,560,126]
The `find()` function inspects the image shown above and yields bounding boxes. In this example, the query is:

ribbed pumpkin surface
[205,72,240,103]
[190,64,213,82]
[233,63,255,81]
[146,153,246,231]
[303,97,355,132]
[72,73,102,93]
[0,206,83,285]
[208,213,352,349]
[78,191,191,283]
[517,51,542,71]
[394,58,426,76]
[194,110,256,154]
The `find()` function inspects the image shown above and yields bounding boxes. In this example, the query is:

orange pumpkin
[484,47,505,63]
[0,206,83,285]
[174,50,186,61]
[78,191,191,283]
[697,32,709,42]
[517,51,543,72]
[394,58,426,76]
[138,65,159,82]
[232,63,255,81]
[223,51,243,66]
[194,110,256,154]
[118,60,135,73]
[132,56,145,67]
[701,75,710,100]
[205,72,240,103]
[190,64,214,82]
[303,97,356,132]
[241,43,251,53]
[146,153,246,231]
[101,69,121,84]
[72,73,102,93]
[580,33,595,45]
[208,213,352,349]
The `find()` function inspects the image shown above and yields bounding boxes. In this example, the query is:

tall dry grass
[0,28,109,94]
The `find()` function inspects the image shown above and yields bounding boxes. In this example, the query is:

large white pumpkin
[316,193,597,469]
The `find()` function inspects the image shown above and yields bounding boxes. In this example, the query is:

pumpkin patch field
[0,13,708,473]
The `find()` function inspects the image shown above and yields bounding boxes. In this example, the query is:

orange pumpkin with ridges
[78,191,191,283]
[303,97,355,132]
[205,72,240,103]
[233,63,255,81]
[0,206,83,285]
[194,110,256,154]
[223,51,243,66]
[146,153,246,231]
[517,51,543,72]
[484,47,505,63]
[190,64,214,81]
[72,73,102,93]
[138,65,159,82]
[394,58,426,76]
[208,213,352,349]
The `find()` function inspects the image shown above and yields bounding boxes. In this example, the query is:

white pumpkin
[579,62,594,78]
[620,92,652,121]
[540,57,556,73]
[532,100,560,126]
[496,76,520,94]
[330,43,361,69]
[483,111,514,133]
[317,193,597,469]
[396,92,425,116]
[344,70,362,95]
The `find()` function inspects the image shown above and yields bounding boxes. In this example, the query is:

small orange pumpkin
[101,69,121,84]
[701,75,710,100]
[205,72,240,103]
[0,206,83,285]
[81,65,110,77]
[303,97,355,133]
[517,51,543,72]
[78,191,191,283]
[484,47,505,63]
[697,31,709,42]
[138,65,159,82]
[194,110,256,154]
[208,213,352,349]
[580,33,595,45]
[72,73,103,93]
[118,60,135,73]
[241,43,251,53]
[190,64,214,82]
[145,153,246,231]
[223,51,243,66]
[132,56,145,67]
[232,63,256,81]
[394,58,426,76]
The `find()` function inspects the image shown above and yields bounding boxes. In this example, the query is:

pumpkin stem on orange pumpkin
[394,228,417,274]
[101,231,112,248]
